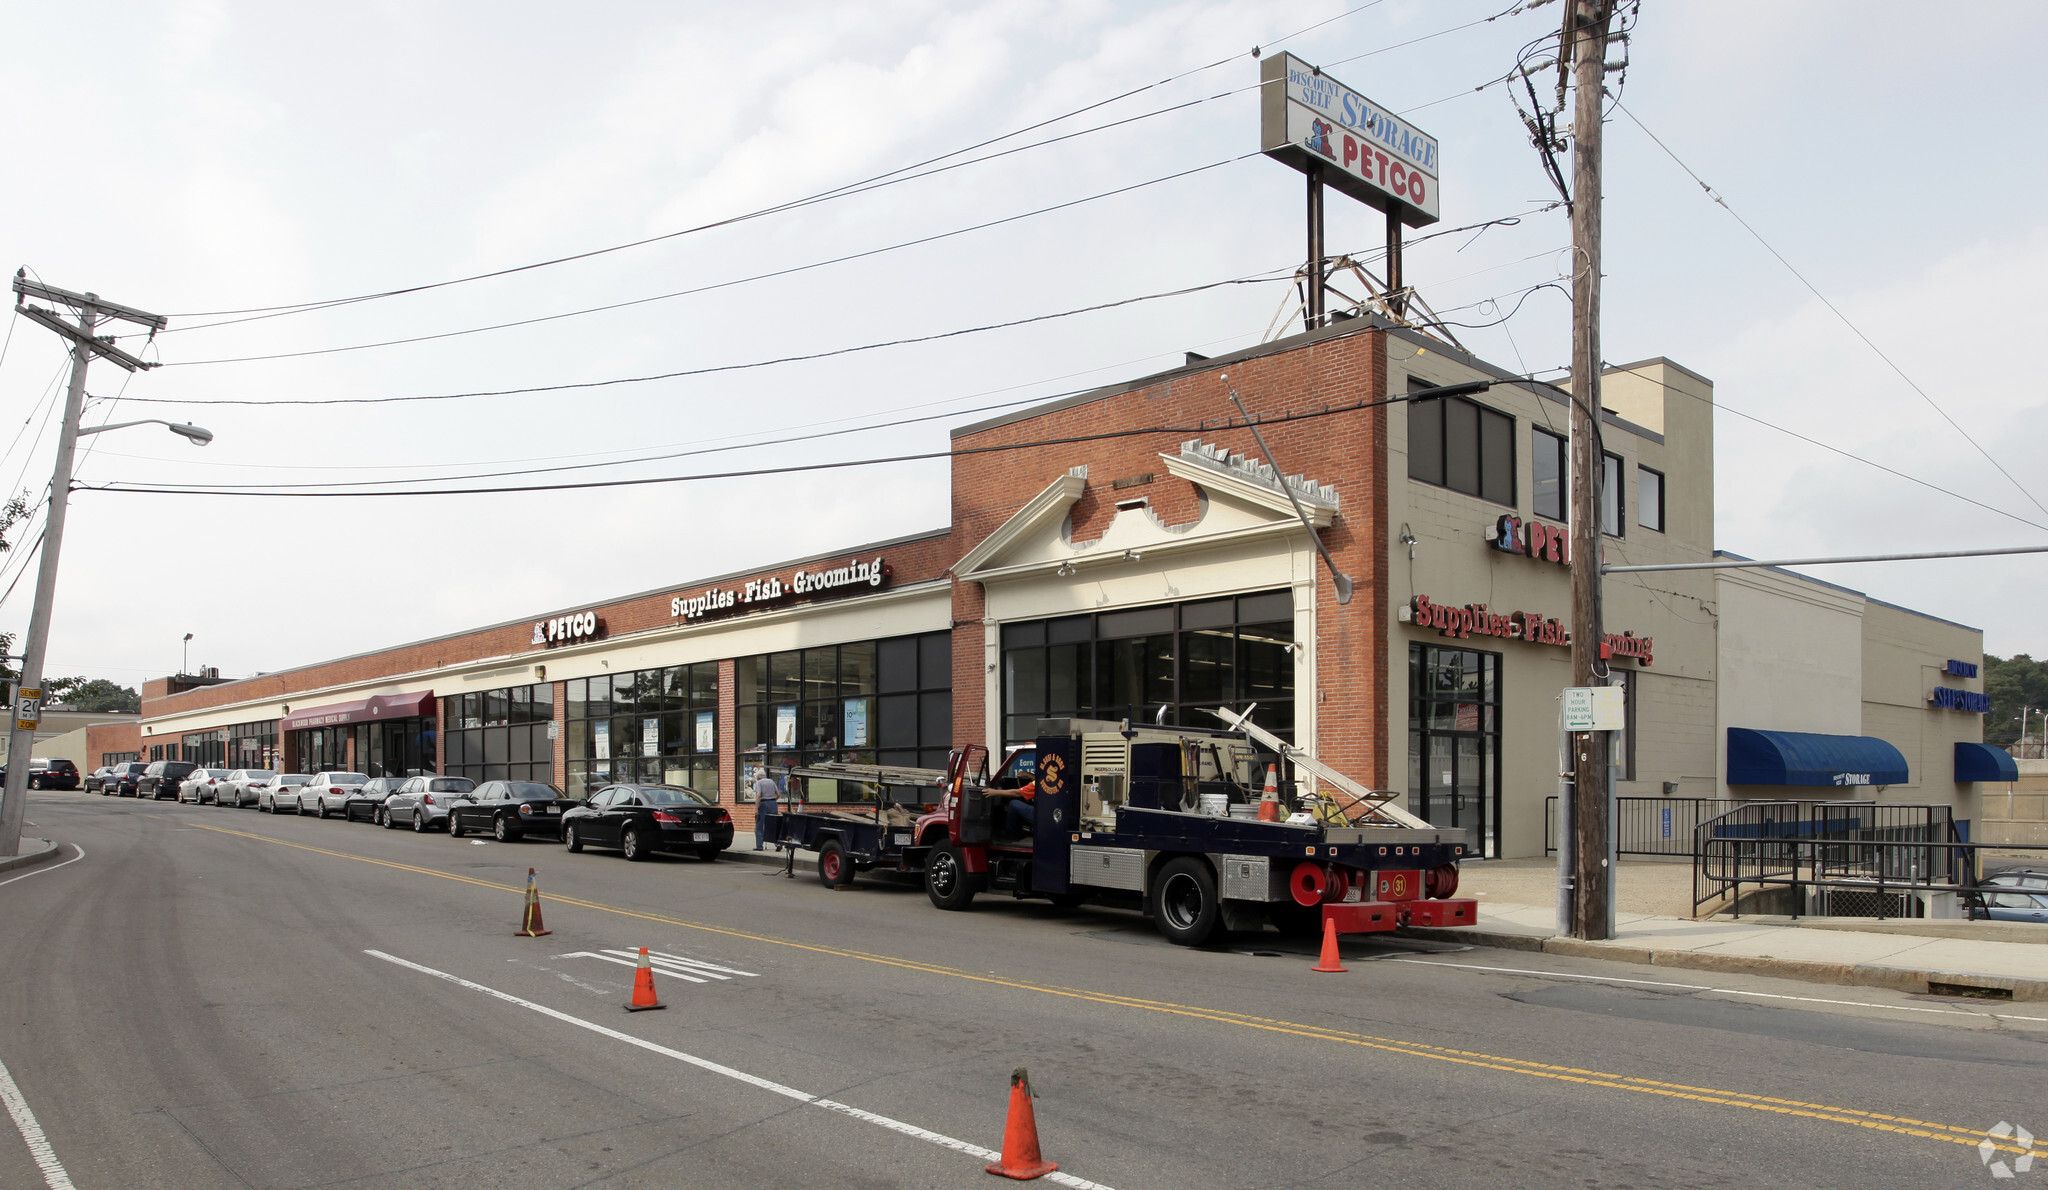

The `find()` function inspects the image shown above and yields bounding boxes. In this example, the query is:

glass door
[1408,644,1502,858]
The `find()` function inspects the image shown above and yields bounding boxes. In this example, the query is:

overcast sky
[2,0,2044,690]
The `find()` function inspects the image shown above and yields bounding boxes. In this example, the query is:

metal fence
[1690,800,1983,918]
[1545,796,1737,858]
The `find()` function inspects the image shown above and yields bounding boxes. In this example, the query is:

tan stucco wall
[1859,599,1985,823]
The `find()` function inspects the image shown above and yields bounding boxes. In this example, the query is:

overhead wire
[148,0,1410,329]
[1612,99,2048,523]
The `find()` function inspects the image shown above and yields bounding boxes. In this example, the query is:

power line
[159,154,1259,366]
[1612,99,2048,523]
[121,270,1291,407]
[151,1,1407,329]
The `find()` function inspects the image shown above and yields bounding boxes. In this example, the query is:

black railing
[1545,796,1737,858]
[1684,800,2048,919]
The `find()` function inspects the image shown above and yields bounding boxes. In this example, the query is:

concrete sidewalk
[1404,897,2048,1001]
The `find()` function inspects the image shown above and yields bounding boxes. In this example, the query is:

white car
[177,768,233,804]
[258,773,312,813]
[301,772,370,818]
[220,769,277,808]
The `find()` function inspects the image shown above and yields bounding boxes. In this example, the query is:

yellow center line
[188,822,2045,1159]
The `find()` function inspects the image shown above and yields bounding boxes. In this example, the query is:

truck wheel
[925,842,981,911]
[818,840,853,889]
[1151,857,1222,946]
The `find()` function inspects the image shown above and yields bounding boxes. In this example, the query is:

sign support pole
[1305,164,1325,330]
[1385,207,1406,320]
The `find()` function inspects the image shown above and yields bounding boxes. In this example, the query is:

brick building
[136,315,1998,854]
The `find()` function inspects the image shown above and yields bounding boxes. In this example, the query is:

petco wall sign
[670,556,891,624]
[1407,595,1654,666]
[1493,514,1569,565]
[533,610,604,648]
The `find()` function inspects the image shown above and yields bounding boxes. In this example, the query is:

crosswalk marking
[556,949,760,986]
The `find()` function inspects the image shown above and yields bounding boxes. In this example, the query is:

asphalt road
[3,790,2045,1189]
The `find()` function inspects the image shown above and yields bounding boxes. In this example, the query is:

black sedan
[109,762,150,797]
[448,780,574,842]
[560,784,732,861]
[343,777,407,823]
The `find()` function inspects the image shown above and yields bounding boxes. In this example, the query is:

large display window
[447,683,550,786]
[999,590,1294,746]
[736,632,950,781]
[565,664,718,800]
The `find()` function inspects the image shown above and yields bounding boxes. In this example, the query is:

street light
[183,632,195,677]
[1,274,209,858]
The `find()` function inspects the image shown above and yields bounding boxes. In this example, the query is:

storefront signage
[1930,687,1990,713]
[1944,659,1979,678]
[533,610,603,648]
[1492,514,1569,565]
[1260,51,1440,225]
[694,711,714,752]
[670,555,891,624]
[1407,595,1653,666]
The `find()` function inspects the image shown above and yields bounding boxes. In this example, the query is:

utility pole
[2,275,167,857]
[1566,0,1616,941]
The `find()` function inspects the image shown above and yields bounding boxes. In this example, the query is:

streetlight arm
[75,418,212,444]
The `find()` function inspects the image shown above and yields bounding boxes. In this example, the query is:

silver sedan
[258,774,312,813]
[381,775,477,832]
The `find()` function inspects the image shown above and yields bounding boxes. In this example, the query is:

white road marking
[560,951,710,984]
[1388,958,2048,1023]
[0,845,84,890]
[607,948,759,980]
[0,1054,76,1189]
[365,950,1114,1190]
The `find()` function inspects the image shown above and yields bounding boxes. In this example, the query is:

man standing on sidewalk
[752,767,780,851]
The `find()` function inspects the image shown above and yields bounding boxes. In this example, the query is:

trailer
[768,760,955,888]
[776,711,1476,947]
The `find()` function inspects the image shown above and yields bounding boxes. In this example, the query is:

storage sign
[1260,51,1440,226]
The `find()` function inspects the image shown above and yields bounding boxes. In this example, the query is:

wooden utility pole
[1567,0,1616,941]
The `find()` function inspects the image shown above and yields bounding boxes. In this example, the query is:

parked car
[177,768,233,804]
[137,759,200,800]
[448,781,574,842]
[560,784,732,861]
[108,762,150,797]
[84,766,115,794]
[342,777,407,823]
[300,772,370,818]
[219,769,276,808]
[382,775,477,831]
[26,758,80,790]
[1984,869,2048,892]
[1980,889,2048,924]
[257,773,312,813]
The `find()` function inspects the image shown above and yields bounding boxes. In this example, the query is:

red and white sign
[1407,595,1653,666]
[1260,52,1441,226]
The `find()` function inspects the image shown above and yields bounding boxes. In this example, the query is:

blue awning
[1726,728,1909,787]
[1955,741,2019,783]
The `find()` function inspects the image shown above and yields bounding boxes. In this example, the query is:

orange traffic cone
[985,1067,1058,1180]
[1256,764,1283,822]
[517,868,551,937]
[624,947,666,1012]
[1311,915,1347,973]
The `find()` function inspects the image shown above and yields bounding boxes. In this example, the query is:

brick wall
[85,720,140,767]
[948,325,1392,780]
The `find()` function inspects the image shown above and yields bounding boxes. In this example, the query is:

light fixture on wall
[1399,525,1419,561]
[1055,562,1076,577]
[1123,549,1143,562]
[533,665,547,680]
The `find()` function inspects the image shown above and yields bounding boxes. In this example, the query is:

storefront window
[448,683,551,787]
[1407,643,1502,858]
[737,632,950,784]
[355,715,439,780]
[1000,590,1295,748]
[565,664,717,801]
[226,721,278,772]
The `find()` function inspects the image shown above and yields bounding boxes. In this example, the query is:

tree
[1984,654,2048,750]
[44,677,141,714]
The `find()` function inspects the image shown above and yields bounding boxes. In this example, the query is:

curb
[721,847,816,871]
[1397,924,2048,1002]
[0,837,59,877]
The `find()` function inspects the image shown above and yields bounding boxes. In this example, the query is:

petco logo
[1980,1121,2036,1179]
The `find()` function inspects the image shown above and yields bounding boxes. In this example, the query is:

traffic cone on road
[624,947,666,1012]
[1311,915,1347,974]
[985,1067,1058,1180]
[1256,764,1283,822]
[517,868,551,937]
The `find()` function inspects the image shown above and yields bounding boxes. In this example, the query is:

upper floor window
[1638,466,1665,532]
[1532,427,1567,522]
[1601,452,1625,537]
[1408,380,1513,506]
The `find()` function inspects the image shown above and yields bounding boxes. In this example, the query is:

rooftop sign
[1260,51,1440,226]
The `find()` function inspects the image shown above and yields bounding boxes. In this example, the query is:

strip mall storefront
[140,316,1992,854]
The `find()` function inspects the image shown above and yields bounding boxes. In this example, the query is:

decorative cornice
[954,471,1089,578]
[1162,440,1338,526]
